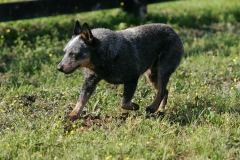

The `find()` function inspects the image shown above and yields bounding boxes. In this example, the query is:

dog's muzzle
[57,64,64,72]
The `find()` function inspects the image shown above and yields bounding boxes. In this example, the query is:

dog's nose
[57,65,63,72]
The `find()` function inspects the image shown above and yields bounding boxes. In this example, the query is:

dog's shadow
[63,101,237,133]
[164,101,238,127]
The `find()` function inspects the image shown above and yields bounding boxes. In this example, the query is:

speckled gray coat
[58,22,184,120]
[89,24,183,84]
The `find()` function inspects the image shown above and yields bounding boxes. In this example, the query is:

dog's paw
[145,106,158,113]
[121,102,139,110]
[62,114,79,124]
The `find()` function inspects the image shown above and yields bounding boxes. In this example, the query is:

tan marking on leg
[145,68,158,90]
[68,100,84,117]
[156,89,168,112]
[146,78,168,113]
[65,93,91,121]
[149,80,163,107]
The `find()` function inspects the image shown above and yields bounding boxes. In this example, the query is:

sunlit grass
[0,0,240,159]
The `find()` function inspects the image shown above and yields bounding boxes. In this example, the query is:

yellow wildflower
[120,2,124,6]
[125,157,130,160]
[70,130,74,135]
[105,155,112,160]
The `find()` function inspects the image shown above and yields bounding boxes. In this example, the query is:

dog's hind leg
[145,75,169,113]
[121,78,140,110]
[64,69,101,121]
[145,66,158,90]
[145,63,169,112]
[145,66,168,112]
[157,89,168,112]
[146,54,178,113]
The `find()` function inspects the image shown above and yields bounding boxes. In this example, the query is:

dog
[57,20,184,121]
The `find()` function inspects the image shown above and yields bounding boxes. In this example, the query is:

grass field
[0,0,29,3]
[0,0,240,159]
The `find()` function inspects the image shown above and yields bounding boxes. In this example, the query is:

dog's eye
[68,52,76,58]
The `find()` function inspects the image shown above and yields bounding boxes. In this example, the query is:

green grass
[0,0,30,3]
[0,0,240,159]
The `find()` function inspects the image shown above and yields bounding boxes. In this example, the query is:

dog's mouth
[62,64,81,74]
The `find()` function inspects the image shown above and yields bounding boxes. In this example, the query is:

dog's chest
[92,65,137,84]
[93,67,124,84]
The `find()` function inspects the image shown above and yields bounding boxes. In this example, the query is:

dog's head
[57,21,95,74]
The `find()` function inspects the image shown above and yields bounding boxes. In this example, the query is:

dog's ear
[73,20,81,35]
[81,23,93,44]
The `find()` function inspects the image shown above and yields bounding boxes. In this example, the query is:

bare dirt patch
[18,95,36,106]
[64,112,164,132]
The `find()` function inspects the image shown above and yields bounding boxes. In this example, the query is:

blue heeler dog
[57,21,184,121]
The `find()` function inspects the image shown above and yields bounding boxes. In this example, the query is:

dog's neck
[92,29,123,61]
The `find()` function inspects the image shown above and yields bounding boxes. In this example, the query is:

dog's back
[118,24,184,73]
[91,24,183,83]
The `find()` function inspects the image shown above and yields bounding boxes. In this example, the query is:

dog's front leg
[65,72,101,121]
[121,79,140,110]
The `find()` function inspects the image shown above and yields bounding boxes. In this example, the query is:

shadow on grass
[63,99,238,133]
[2,5,240,46]
[165,100,240,127]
